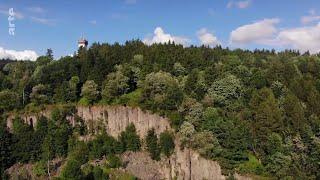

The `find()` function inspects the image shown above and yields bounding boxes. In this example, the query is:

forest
[1,40,320,179]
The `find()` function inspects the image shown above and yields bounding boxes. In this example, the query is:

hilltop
[1,41,320,179]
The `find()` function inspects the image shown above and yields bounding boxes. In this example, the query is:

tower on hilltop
[78,37,88,48]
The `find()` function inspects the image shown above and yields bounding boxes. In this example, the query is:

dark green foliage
[88,133,119,159]
[0,90,20,112]
[0,120,14,177]
[159,131,175,157]
[146,128,160,160]
[119,124,141,152]
[106,154,122,168]
[60,159,84,179]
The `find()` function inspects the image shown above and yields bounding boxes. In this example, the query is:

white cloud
[301,10,320,24]
[26,6,45,14]
[0,47,38,61]
[143,27,190,46]
[0,8,24,19]
[276,23,320,53]
[230,17,320,54]
[301,15,320,24]
[230,18,280,44]
[30,16,55,25]
[197,28,220,47]
[227,0,251,9]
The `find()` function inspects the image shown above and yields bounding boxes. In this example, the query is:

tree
[141,71,183,111]
[68,76,80,102]
[30,84,50,105]
[283,92,305,132]
[207,74,243,106]
[0,121,14,177]
[265,152,292,178]
[251,88,283,154]
[119,123,141,152]
[46,49,53,60]
[80,80,99,104]
[0,89,19,112]
[102,68,129,103]
[159,131,175,157]
[179,121,195,147]
[60,159,84,179]
[146,128,160,160]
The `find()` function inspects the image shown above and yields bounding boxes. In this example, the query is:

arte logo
[8,8,15,36]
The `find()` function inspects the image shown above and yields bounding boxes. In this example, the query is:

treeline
[0,40,320,178]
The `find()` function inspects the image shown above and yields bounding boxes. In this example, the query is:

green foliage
[159,131,175,157]
[30,84,50,105]
[60,159,84,179]
[141,71,183,111]
[102,65,130,103]
[0,120,14,177]
[179,121,195,147]
[80,80,99,104]
[207,74,243,106]
[119,124,141,152]
[146,128,160,160]
[106,154,122,168]
[32,161,47,177]
[88,133,119,159]
[238,154,264,175]
[3,41,320,178]
[265,152,292,178]
[117,88,142,107]
[0,90,19,112]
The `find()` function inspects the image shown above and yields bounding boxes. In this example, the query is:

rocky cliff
[6,105,249,180]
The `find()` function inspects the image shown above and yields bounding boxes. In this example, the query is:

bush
[107,154,122,168]
[60,159,83,179]
[119,124,141,152]
[118,88,142,107]
[78,97,90,106]
[32,161,47,177]
[146,128,160,160]
[159,131,175,157]
[238,154,264,175]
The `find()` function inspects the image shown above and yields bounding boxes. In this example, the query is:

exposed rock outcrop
[6,105,250,180]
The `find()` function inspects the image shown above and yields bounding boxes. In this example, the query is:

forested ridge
[1,40,320,179]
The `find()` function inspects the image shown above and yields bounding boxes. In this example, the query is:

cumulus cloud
[143,27,190,46]
[0,47,38,61]
[230,17,320,53]
[276,23,320,53]
[227,0,251,9]
[230,18,280,44]
[197,28,220,47]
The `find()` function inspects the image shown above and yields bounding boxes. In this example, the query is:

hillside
[1,41,320,179]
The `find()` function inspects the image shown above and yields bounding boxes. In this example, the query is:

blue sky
[0,0,320,59]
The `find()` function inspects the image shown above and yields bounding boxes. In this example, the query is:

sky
[0,0,320,60]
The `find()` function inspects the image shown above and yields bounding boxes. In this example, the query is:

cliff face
[6,105,249,180]
[76,106,171,137]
